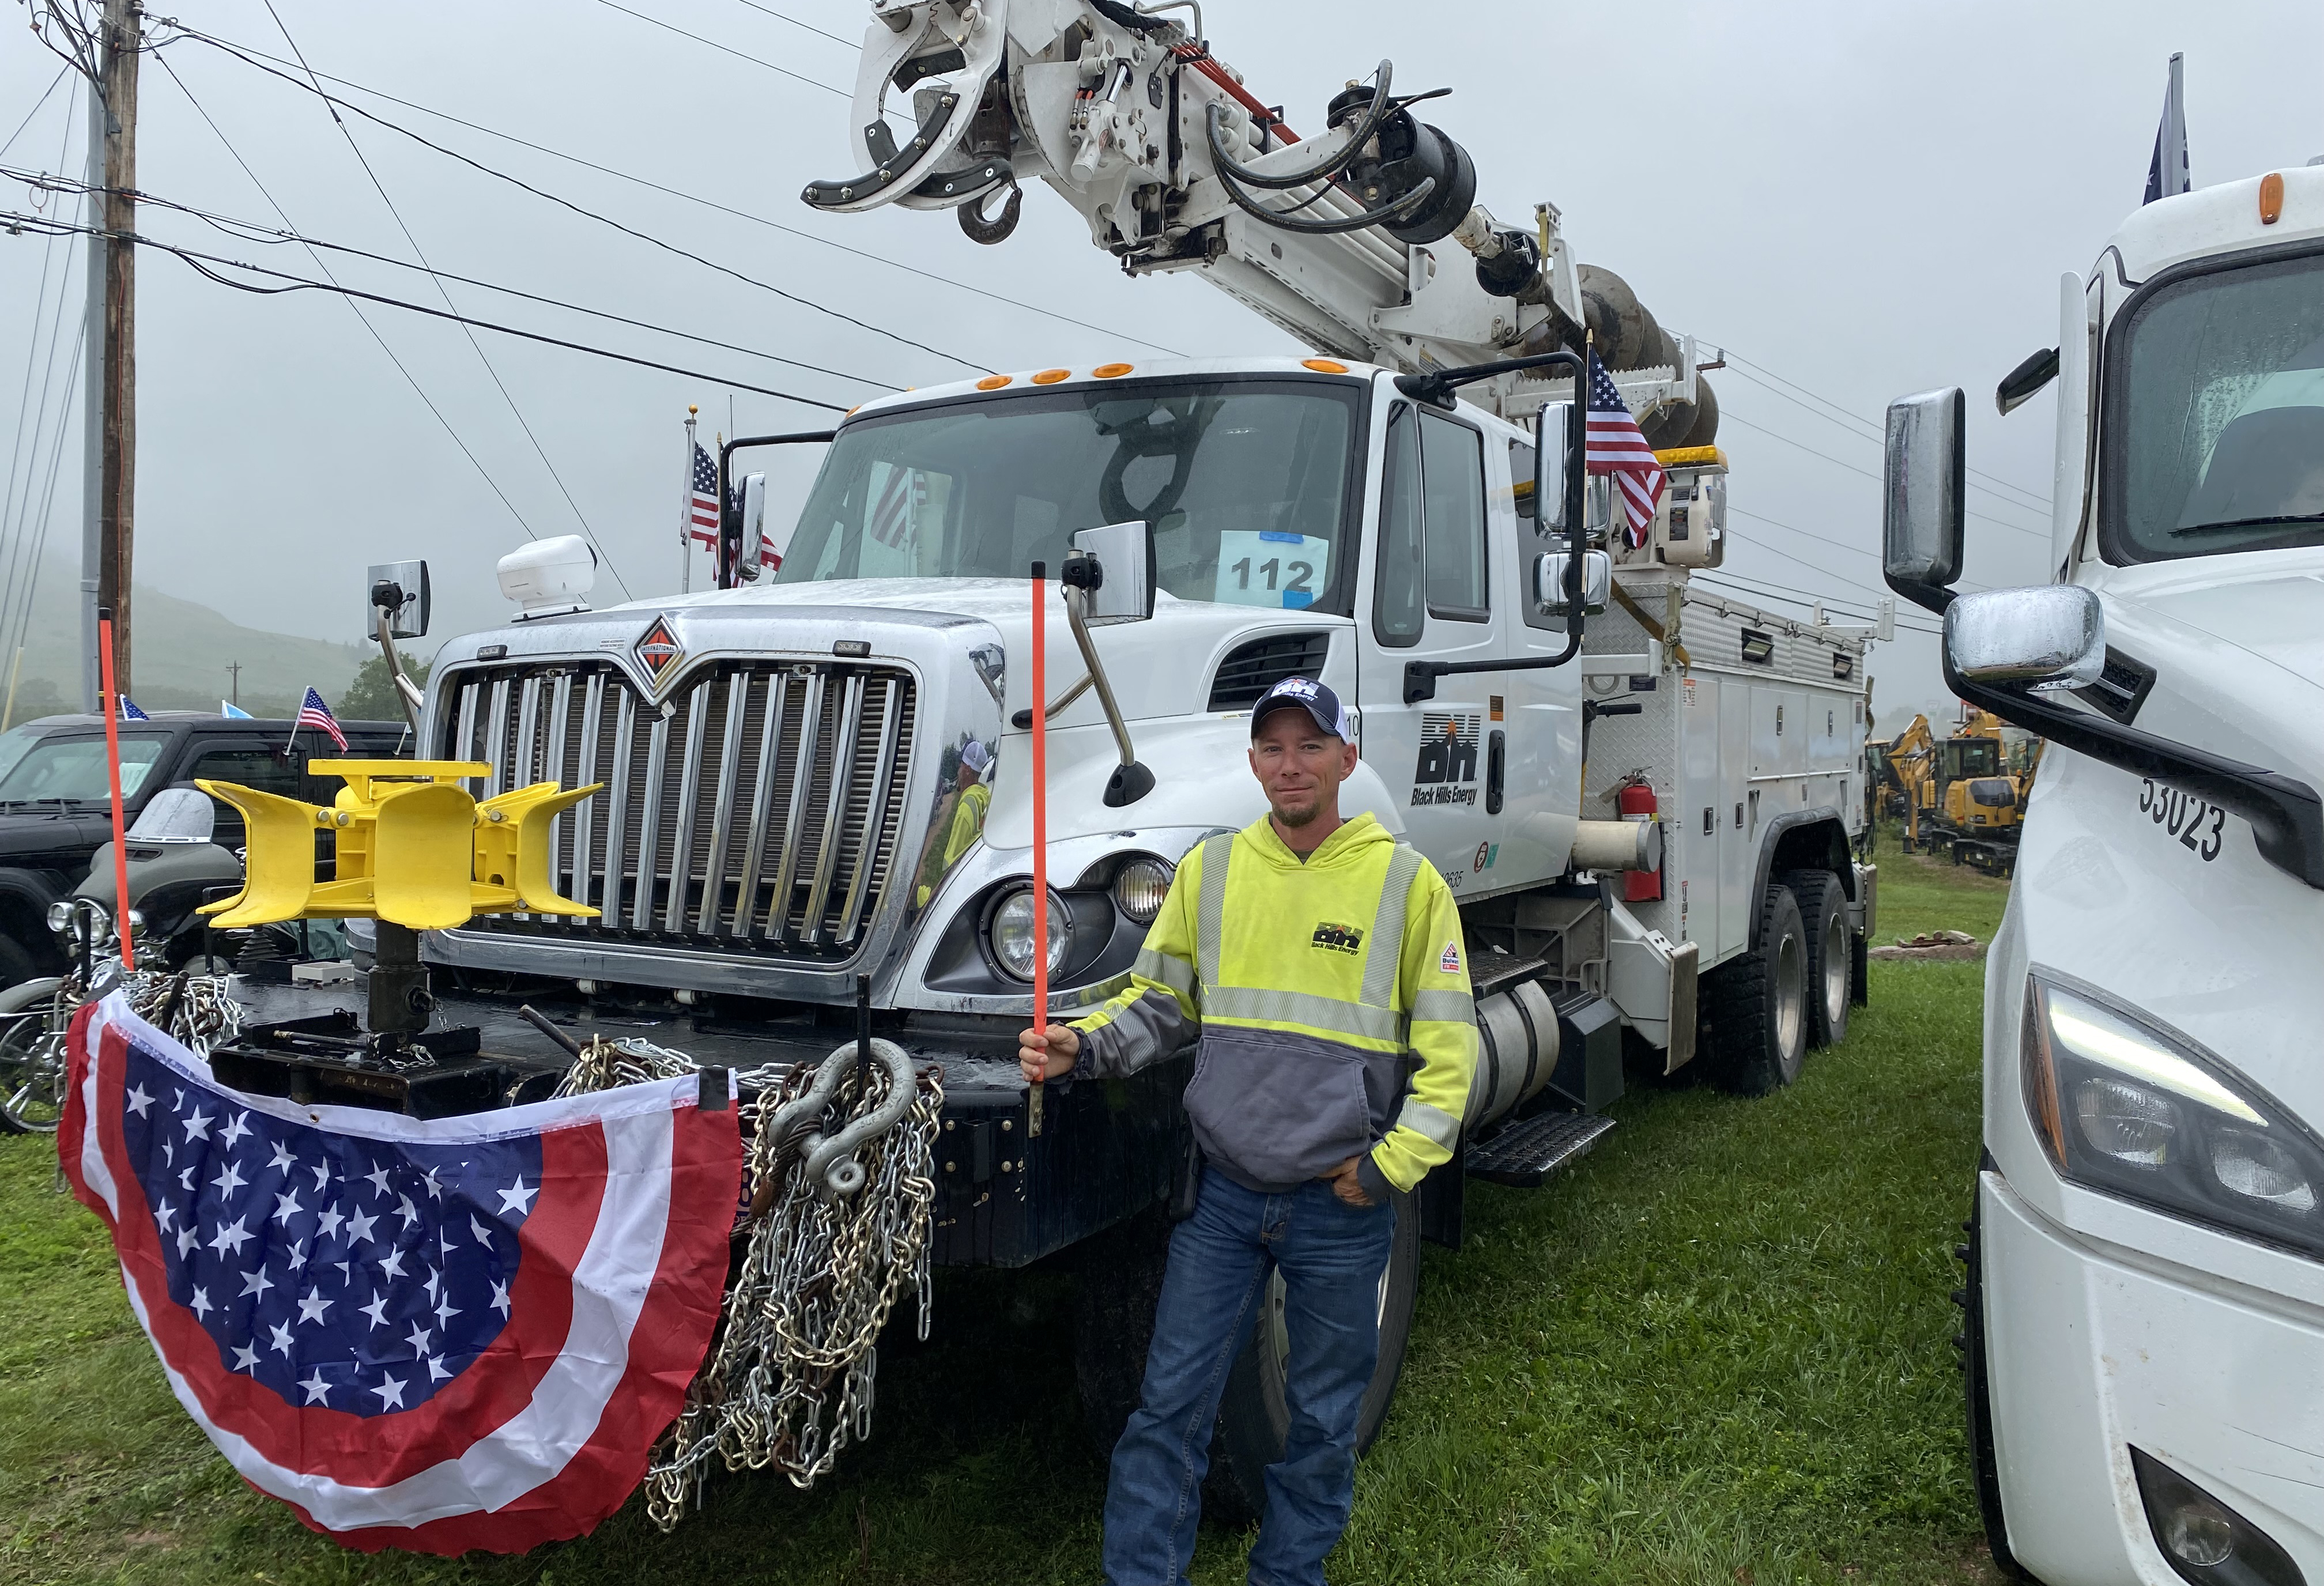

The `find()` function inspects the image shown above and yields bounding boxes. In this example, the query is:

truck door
[1356,395,1503,884]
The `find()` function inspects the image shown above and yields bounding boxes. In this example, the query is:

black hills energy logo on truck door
[1412,712,1481,806]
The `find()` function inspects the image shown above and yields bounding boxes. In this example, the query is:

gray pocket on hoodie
[1184,1026,1374,1187]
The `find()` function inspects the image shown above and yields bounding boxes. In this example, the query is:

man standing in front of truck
[1018,675,1476,1586]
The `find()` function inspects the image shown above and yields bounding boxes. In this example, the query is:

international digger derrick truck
[199,0,1881,1512]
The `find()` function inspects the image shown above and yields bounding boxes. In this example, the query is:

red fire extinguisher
[1618,775,1662,902]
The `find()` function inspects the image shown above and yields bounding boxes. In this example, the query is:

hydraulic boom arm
[803,0,1718,435]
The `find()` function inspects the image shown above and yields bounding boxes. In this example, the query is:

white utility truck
[242,0,1881,1506]
[1886,160,2324,1581]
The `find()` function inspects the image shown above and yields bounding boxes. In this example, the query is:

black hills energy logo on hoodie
[1412,712,1481,807]
[1310,922,1365,955]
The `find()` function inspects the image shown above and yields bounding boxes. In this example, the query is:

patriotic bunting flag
[58,994,741,1554]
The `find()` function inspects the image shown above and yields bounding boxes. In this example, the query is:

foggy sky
[2,0,2318,726]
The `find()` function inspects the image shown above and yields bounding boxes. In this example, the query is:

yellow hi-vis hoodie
[1072,811,1477,1202]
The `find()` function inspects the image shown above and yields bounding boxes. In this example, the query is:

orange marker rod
[97,611,134,973]
[1028,562,1048,1137]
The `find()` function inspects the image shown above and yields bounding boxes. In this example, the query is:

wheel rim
[0,1006,67,1132]
[1823,912,1851,1030]
[1772,929,1806,1074]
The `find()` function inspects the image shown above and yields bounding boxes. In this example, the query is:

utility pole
[227,660,241,708]
[78,0,139,710]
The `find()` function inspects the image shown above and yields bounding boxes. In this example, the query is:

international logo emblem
[634,617,685,691]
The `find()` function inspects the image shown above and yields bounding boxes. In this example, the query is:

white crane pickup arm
[801,0,1718,436]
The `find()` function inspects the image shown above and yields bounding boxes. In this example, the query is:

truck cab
[1885,164,2324,1583]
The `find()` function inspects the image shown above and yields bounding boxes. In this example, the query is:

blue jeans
[1103,1165,1395,1586]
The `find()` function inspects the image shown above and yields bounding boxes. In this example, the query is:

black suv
[0,711,408,984]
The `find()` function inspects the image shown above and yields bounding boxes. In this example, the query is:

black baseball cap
[1250,675,1352,740]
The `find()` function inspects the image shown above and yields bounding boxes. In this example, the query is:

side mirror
[366,560,431,639]
[1066,520,1156,625]
[1945,586,2105,691]
[1882,388,1966,609]
[738,473,767,580]
[1534,549,1611,618]
[497,535,598,620]
[1533,399,1588,534]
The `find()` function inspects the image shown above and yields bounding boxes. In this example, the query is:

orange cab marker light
[1031,368,1072,385]
[976,374,1013,390]
[1302,357,1348,374]
[2261,172,2285,225]
[1092,362,1134,379]
[844,403,863,416]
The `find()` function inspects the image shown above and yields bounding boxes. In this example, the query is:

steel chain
[642,1051,943,1525]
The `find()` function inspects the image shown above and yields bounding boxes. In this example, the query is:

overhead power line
[1719,348,2054,513]
[146,54,559,567]
[2,211,856,410]
[733,0,863,50]
[0,63,73,163]
[170,27,1187,356]
[262,0,635,598]
[1715,407,2048,542]
[7,161,897,395]
[590,0,850,97]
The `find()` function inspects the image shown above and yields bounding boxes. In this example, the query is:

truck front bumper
[1983,1166,2324,1584]
[227,977,1190,1270]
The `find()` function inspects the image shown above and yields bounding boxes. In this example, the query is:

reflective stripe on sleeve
[1410,987,1476,1026]
[1392,1096,1462,1151]
[1135,947,1197,999]
[1361,845,1424,1007]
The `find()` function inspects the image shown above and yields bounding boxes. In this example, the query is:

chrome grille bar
[545,674,573,885]
[454,682,479,768]
[484,678,512,794]
[632,703,672,928]
[571,672,603,911]
[799,673,866,944]
[699,672,750,932]
[663,679,712,931]
[601,689,637,923]
[835,677,903,945]
[514,676,542,790]
[729,673,787,936]
[764,671,827,940]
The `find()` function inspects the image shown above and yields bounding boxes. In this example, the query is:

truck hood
[597,577,1356,732]
[2091,549,2324,794]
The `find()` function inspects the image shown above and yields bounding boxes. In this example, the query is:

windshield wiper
[2168,512,2324,538]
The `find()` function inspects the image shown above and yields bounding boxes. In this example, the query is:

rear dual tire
[1704,867,1857,1096]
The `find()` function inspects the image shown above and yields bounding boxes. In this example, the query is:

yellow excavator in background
[1884,708,2038,874]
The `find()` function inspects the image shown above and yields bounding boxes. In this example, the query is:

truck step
[1466,1110,1617,1188]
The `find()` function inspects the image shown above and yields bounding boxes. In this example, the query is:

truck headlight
[46,900,71,934]
[988,887,1067,983]
[1112,857,1173,925]
[2023,972,2324,1258]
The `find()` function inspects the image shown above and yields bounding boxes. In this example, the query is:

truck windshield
[2109,250,2324,561]
[773,378,1362,612]
[0,729,170,804]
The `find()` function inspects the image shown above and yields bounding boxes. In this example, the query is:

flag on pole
[295,688,349,751]
[2144,52,2189,205]
[1585,349,1666,549]
[118,696,150,722]
[686,444,720,551]
[57,994,742,1553]
[221,701,252,719]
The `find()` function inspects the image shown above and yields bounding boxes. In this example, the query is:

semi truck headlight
[2023,972,2324,1259]
[989,887,1068,983]
[45,900,70,934]
[1112,857,1173,925]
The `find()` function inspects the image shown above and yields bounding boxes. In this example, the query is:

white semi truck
[1885,160,2324,1581]
[228,0,1881,1507]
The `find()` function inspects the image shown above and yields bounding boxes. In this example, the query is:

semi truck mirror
[1882,387,1966,611]
[1945,586,2105,692]
[365,560,431,639]
[1534,550,1610,619]
[738,473,768,580]
[1534,400,1580,532]
[1066,520,1156,625]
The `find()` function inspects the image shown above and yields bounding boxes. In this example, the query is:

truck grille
[441,660,917,961]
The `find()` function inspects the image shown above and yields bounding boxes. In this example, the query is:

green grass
[0,853,2006,1585]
